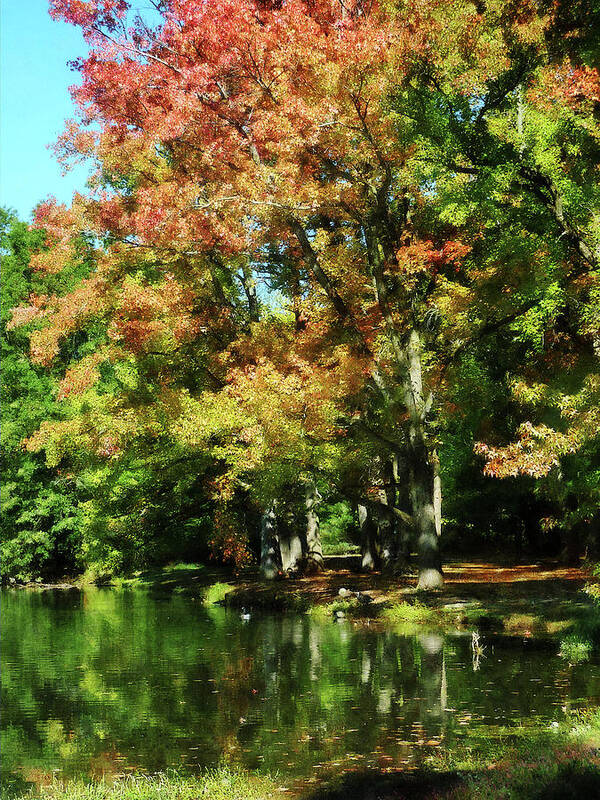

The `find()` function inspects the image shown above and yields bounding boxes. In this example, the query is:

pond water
[2,589,600,788]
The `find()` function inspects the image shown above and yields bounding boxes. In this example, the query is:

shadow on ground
[297,763,600,800]
[297,770,461,800]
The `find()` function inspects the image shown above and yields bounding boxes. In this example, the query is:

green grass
[309,598,360,620]
[321,543,360,556]
[10,768,278,800]
[560,634,593,664]
[202,581,233,605]
[7,713,600,800]
[82,564,239,602]
[381,600,439,625]
[420,708,600,800]
[83,563,210,591]
[502,612,539,633]
[304,751,600,800]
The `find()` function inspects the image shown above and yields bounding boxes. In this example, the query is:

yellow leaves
[164,316,367,492]
[26,385,170,467]
[509,378,554,408]
[30,240,76,275]
[29,195,89,273]
[29,328,61,367]
[106,274,206,355]
[477,374,600,479]
[26,418,89,468]
[432,277,474,336]
[13,277,105,367]
[112,357,140,391]
[170,390,250,449]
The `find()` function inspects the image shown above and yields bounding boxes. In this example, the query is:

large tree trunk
[279,508,303,575]
[584,512,600,560]
[367,221,444,589]
[409,454,443,589]
[260,502,279,579]
[560,523,583,567]
[358,503,379,571]
[404,330,444,590]
[304,481,325,574]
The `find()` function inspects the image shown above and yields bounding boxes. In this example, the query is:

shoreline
[4,559,597,640]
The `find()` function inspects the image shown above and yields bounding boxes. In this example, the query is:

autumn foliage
[3,0,599,580]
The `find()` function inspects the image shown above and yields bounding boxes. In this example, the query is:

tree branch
[288,218,351,319]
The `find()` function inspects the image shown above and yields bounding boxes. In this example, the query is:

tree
[25,0,450,586]
[9,0,599,585]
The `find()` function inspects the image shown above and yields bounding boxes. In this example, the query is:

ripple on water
[1,588,600,784]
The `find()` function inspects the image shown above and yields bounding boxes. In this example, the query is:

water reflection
[2,589,599,786]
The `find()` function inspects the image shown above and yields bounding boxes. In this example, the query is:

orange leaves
[225,343,365,452]
[532,62,600,113]
[29,197,83,274]
[395,240,436,275]
[567,66,600,105]
[30,278,105,366]
[57,349,111,400]
[49,0,128,31]
[208,312,372,485]
[210,506,253,569]
[475,426,563,479]
[435,240,471,265]
[395,239,470,277]
[54,119,97,171]
[30,241,76,275]
[107,276,205,355]
[7,294,50,331]
[8,273,105,367]
[356,302,384,347]
[45,0,429,259]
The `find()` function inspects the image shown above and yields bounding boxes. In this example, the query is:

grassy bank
[8,768,278,800]
[12,560,600,660]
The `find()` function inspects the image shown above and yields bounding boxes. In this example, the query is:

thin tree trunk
[239,263,259,321]
[304,481,325,574]
[378,458,396,570]
[517,83,525,156]
[392,452,413,572]
[260,502,279,579]
[358,503,379,571]
[432,448,442,538]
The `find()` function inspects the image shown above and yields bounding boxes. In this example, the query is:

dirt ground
[231,557,592,604]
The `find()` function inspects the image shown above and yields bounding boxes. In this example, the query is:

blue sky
[1,0,91,220]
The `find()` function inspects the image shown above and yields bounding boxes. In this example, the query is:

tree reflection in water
[2,589,599,787]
